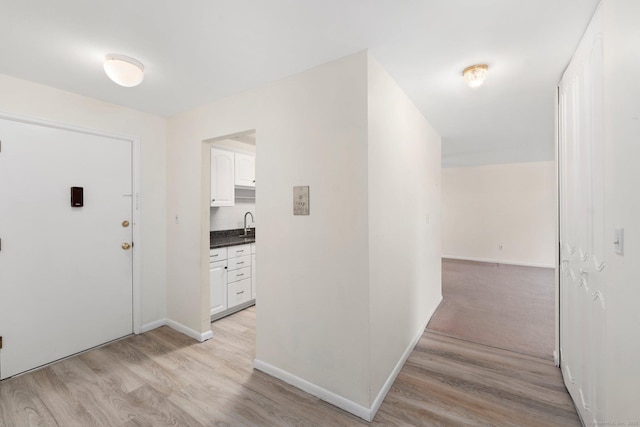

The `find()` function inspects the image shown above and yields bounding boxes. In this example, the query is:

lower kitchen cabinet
[209,251,228,317]
[210,242,255,321]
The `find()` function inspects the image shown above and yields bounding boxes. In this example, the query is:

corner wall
[167,51,443,420]
[0,73,167,328]
[255,51,371,407]
[167,52,372,407]
[367,56,442,408]
[442,161,556,268]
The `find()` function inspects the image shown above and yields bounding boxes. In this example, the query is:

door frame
[0,110,142,334]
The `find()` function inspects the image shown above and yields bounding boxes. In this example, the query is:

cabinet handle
[236,250,244,254]
[212,254,218,257]
[236,273,244,277]
[236,291,244,295]
[211,199,215,202]
[237,261,244,265]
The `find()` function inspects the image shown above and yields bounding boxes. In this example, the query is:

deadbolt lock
[122,242,131,250]
[122,220,130,227]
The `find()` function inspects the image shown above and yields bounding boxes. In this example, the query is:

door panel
[0,118,133,379]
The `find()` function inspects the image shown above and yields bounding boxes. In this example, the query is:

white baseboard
[166,319,213,342]
[369,294,443,420]
[254,295,443,422]
[139,318,166,334]
[442,255,554,269]
[553,350,559,367]
[253,359,372,421]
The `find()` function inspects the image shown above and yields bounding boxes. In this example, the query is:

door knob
[122,220,130,227]
[122,242,131,250]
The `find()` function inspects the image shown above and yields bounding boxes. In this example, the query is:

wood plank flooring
[0,307,579,426]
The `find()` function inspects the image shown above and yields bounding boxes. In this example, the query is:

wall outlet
[498,244,504,251]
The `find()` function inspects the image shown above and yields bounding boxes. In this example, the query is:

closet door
[558,5,606,424]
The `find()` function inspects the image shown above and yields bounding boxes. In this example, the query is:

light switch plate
[614,227,624,255]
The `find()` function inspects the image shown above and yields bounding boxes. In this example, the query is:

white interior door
[0,117,134,379]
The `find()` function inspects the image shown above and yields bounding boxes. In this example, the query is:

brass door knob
[122,242,131,250]
[122,220,130,227]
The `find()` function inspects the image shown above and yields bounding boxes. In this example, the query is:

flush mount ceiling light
[462,64,488,88]
[104,54,144,87]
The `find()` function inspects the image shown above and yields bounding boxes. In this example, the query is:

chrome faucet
[243,211,254,236]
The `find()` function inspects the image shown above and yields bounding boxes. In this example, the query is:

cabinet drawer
[227,266,251,283]
[228,244,251,258]
[228,278,251,308]
[228,255,251,270]
[209,247,227,261]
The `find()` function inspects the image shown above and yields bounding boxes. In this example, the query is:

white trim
[442,255,554,269]
[131,136,142,334]
[253,359,372,421]
[139,319,166,334]
[166,319,213,342]
[0,110,142,337]
[553,350,560,367]
[368,294,443,420]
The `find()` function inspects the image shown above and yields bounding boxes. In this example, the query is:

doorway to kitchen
[204,131,257,325]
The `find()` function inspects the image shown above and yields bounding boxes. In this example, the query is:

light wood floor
[0,306,579,426]
[429,259,556,359]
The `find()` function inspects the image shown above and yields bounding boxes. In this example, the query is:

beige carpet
[427,258,555,360]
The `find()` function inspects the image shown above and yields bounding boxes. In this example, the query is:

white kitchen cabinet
[211,243,255,321]
[235,152,256,188]
[209,247,228,316]
[251,243,256,300]
[211,148,235,207]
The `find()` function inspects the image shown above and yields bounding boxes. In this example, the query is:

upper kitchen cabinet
[211,147,235,207]
[235,153,256,188]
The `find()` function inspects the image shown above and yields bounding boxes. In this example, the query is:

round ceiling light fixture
[462,64,488,88]
[104,54,144,87]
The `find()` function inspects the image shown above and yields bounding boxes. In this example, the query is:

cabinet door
[210,260,227,316]
[211,148,235,206]
[235,153,255,187]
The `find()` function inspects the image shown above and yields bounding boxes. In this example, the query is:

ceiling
[0,0,599,166]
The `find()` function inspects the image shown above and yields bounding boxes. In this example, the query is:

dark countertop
[210,228,255,249]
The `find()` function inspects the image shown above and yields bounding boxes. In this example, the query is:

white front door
[0,117,134,379]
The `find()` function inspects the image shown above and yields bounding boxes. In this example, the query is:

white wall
[0,74,167,329]
[367,56,442,405]
[167,52,370,406]
[602,0,640,421]
[167,51,442,420]
[442,161,556,268]
[256,52,371,408]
